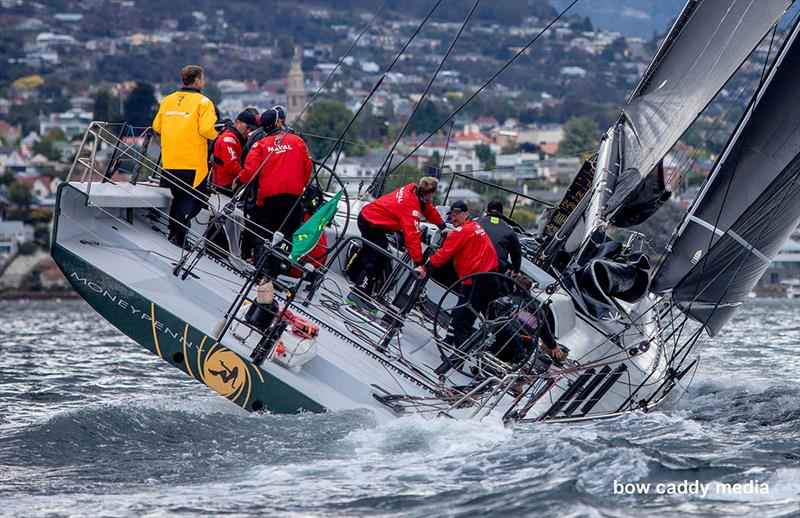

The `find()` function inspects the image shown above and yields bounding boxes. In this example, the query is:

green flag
[290,189,344,264]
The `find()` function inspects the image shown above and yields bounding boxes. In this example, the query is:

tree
[205,81,223,106]
[123,81,157,127]
[1,170,16,186]
[299,100,357,159]
[558,117,600,157]
[8,182,32,209]
[474,143,495,170]
[382,163,423,193]
[18,241,38,255]
[93,88,118,122]
[406,100,441,135]
[356,110,388,143]
[11,74,44,91]
[383,98,395,120]
[32,128,67,162]
[277,37,295,60]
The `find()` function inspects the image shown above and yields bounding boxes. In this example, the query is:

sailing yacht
[50,0,800,423]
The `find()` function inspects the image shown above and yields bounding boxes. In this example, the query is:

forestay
[652,20,800,335]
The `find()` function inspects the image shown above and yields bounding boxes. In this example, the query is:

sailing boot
[346,273,379,314]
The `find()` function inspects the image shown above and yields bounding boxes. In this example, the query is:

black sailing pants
[450,274,501,352]
[242,193,303,261]
[351,213,389,296]
[161,169,207,246]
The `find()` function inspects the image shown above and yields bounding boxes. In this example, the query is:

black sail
[652,22,800,335]
[606,0,791,223]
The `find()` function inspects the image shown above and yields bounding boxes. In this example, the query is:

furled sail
[652,20,800,335]
[606,0,791,225]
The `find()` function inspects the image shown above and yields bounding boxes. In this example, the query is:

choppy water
[0,299,798,517]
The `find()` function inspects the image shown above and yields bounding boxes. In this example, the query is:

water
[1,299,798,517]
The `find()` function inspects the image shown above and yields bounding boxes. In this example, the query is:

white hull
[52,179,673,423]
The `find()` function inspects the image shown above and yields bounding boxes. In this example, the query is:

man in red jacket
[211,109,258,195]
[235,108,313,261]
[350,177,445,300]
[414,201,500,374]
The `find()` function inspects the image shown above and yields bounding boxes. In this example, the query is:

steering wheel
[430,271,539,378]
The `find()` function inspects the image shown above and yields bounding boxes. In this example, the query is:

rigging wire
[658,21,785,222]
[370,0,481,197]
[384,0,580,177]
[666,12,800,352]
[320,0,445,167]
[290,0,389,127]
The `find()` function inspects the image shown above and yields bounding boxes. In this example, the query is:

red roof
[540,143,559,156]
[455,130,491,145]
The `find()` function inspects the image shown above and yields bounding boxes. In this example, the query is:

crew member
[414,201,499,373]
[152,65,218,248]
[241,105,286,166]
[211,109,258,195]
[235,107,313,261]
[350,177,445,298]
[475,200,522,276]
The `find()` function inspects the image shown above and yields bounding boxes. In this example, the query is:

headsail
[606,0,791,224]
[652,19,800,335]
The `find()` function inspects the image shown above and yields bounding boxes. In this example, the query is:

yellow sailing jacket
[152,88,218,187]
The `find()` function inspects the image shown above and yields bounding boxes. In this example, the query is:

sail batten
[606,0,791,224]
[653,18,800,335]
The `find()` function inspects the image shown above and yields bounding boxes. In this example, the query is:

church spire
[286,46,306,122]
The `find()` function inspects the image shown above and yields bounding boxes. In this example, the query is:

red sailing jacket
[360,183,445,264]
[238,132,313,203]
[428,219,498,284]
[211,127,245,188]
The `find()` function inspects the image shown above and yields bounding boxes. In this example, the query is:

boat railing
[303,234,425,340]
[65,122,353,280]
[67,122,160,193]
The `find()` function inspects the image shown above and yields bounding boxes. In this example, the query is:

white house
[0,220,34,257]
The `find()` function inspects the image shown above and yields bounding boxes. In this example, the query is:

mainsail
[652,19,800,335]
[607,0,791,225]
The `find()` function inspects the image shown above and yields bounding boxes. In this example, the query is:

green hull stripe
[51,236,325,414]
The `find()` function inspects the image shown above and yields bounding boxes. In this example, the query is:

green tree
[8,182,32,209]
[7,100,43,134]
[32,128,67,161]
[474,143,496,169]
[34,224,51,246]
[205,81,223,106]
[0,170,15,186]
[406,100,441,135]
[123,81,157,127]
[93,88,118,122]
[558,117,600,157]
[299,100,357,159]
[277,37,295,60]
[18,241,38,255]
[383,98,395,120]
[356,110,388,143]
[382,163,423,193]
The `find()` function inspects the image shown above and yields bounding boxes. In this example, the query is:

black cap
[450,200,469,213]
[260,105,287,129]
[236,110,258,129]
[486,199,503,214]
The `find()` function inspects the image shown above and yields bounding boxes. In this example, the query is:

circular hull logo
[203,348,248,398]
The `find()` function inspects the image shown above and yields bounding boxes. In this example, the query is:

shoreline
[0,290,80,300]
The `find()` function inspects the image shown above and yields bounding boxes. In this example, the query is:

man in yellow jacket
[152,65,218,247]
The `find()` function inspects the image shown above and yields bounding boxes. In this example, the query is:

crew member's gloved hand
[548,344,568,360]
